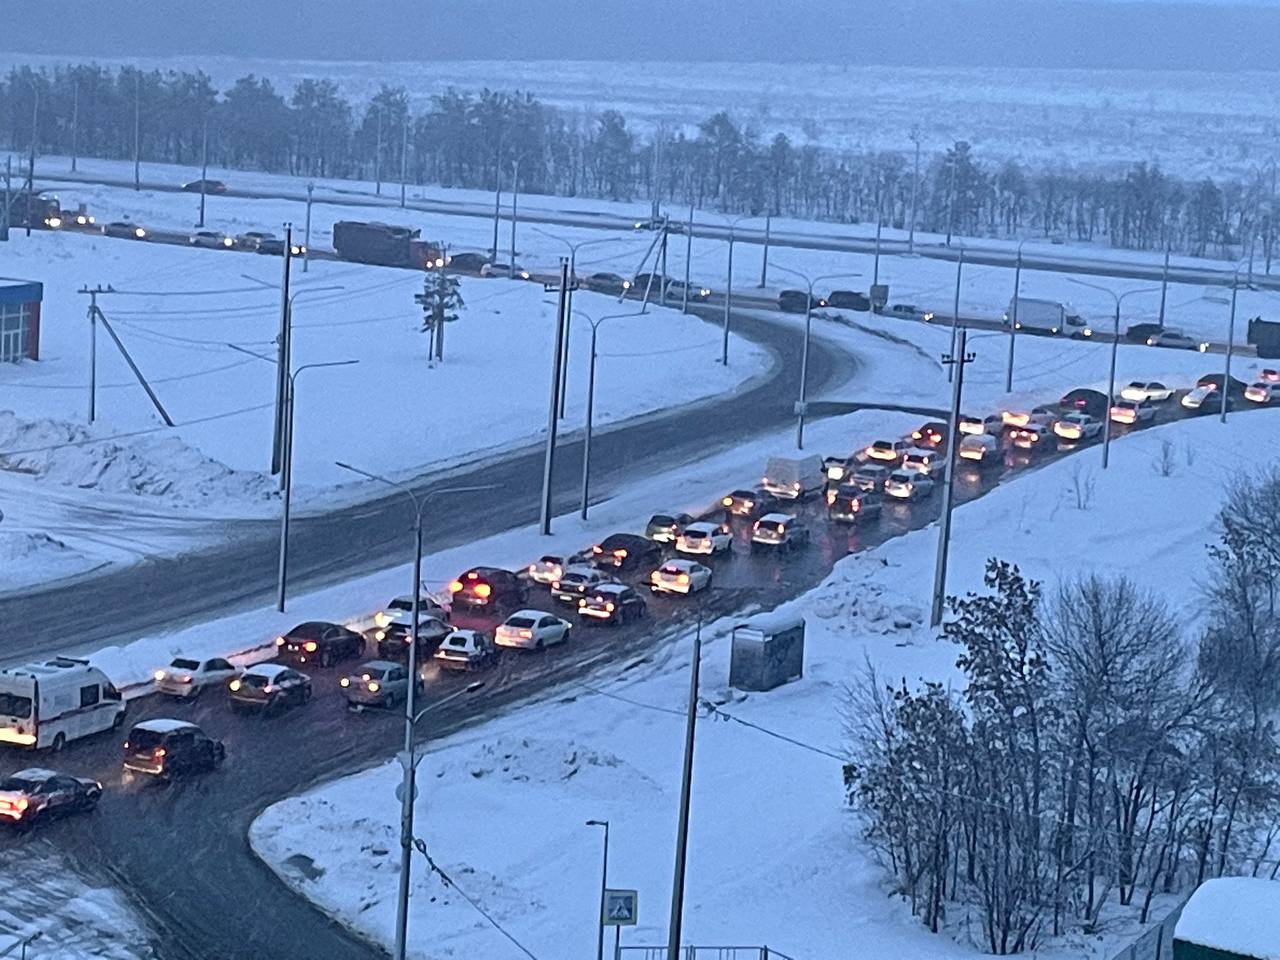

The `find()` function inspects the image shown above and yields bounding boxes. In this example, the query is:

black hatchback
[275,621,364,667]
[591,533,662,572]
[123,720,224,780]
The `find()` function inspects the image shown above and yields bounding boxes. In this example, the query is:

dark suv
[449,566,528,609]
[275,621,364,667]
[123,720,224,779]
[778,290,824,313]
[826,290,870,311]
[591,533,662,572]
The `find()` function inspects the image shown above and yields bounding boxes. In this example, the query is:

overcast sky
[3,0,1279,70]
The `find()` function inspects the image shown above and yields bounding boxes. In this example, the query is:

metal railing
[1107,899,1187,960]
[619,948,795,960]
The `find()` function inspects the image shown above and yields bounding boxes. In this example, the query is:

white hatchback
[649,559,712,595]
[154,656,241,699]
[675,521,732,556]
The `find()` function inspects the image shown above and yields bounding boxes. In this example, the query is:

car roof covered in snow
[244,663,294,679]
[7,767,59,781]
[1174,877,1280,959]
[757,512,794,523]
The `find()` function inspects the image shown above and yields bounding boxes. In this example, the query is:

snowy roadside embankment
[248,409,1278,960]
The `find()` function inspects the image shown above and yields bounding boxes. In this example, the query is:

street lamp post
[333,462,491,960]
[573,309,645,519]
[908,127,921,255]
[720,214,761,366]
[769,264,863,449]
[666,609,703,960]
[25,80,37,239]
[587,819,610,960]
[1068,279,1160,469]
[1220,262,1255,423]
[1006,239,1031,393]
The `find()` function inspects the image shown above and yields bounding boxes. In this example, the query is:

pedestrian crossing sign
[603,888,638,926]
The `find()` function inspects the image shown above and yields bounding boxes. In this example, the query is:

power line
[411,840,543,960]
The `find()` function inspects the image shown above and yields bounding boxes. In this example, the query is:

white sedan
[675,521,732,556]
[154,656,241,698]
[1053,413,1102,442]
[1110,399,1157,424]
[650,559,712,595]
[494,610,571,649]
[1119,380,1174,403]
[885,470,935,501]
[1244,382,1280,404]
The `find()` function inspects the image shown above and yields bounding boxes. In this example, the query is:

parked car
[480,261,531,280]
[1244,381,1280,404]
[778,289,825,313]
[644,513,694,543]
[550,564,614,604]
[1147,329,1207,351]
[578,584,649,626]
[828,488,883,523]
[0,768,102,828]
[864,438,912,466]
[275,621,363,667]
[228,663,312,713]
[339,660,420,710]
[1110,399,1157,425]
[675,521,733,556]
[153,656,240,699]
[650,559,713,595]
[826,290,870,311]
[122,719,223,779]
[591,533,662,572]
[911,421,949,450]
[584,272,632,295]
[1011,423,1056,452]
[182,178,227,194]
[1053,413,1103,442]
[494,610,571,649]
[370,613,452,661]
[1120,380,1175,403]
[750,513,811,551]
[433,630,497,671]
[189,230,234,249]
[449,567,528,609]
[102,220,146,240]
[885,470,935,501]
[849,463,892,492]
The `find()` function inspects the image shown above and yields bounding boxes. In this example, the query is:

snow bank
[0,409,277,508]
[1175,877,1280,960]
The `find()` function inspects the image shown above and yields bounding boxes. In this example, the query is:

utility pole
[650,125,663,222]
[1158,247,1170,329]
[1006,243,1024,393]
[1,155,10,242]
[665,612,703,960]
[133,72,141,191]
[930,326,973,627]
[70,78,78,173]
[272,224,294,480]
[1222,281,1239,424]
[540,258,571,535]
[26,82,37,238]
[682,206,694,314]
[587,820,610,960]
[399,115,409,208]
[80,285,108,423]
[948,249,964,383]
[908,128,921,255]
[944,150,957,248]
[722,227,735,365]
[873,196,883,288]
[509,156,521,265]
[303,183,313,273]
[197,119,208,228]
[759,215,771,287]
[659,216,670,306]
[374,105,384,195]
[490,167,502,262]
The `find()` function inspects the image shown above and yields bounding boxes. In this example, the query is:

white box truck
[1006,297,1084,335]
[762,455,826,499]
[0,657,126,750]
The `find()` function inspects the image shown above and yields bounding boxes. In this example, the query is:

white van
[0,657,126,750]
[762,456,826,499]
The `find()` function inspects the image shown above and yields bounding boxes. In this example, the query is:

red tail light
[154,747,166,758]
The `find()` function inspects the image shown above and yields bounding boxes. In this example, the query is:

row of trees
[1,62,1276,266]
[845,468,1280,953]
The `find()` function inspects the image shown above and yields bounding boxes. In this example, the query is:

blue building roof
[0,278,43,306]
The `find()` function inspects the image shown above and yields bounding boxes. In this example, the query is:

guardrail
[1106,899,1187,960]
[619,947,795,960]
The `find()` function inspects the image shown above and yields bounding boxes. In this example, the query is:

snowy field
[249,392,1279,960]
[0,229,767,591]
[6,54,1280,179]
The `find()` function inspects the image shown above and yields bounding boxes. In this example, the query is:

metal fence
[1107,900,1186,960]
[619,948,796,960]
